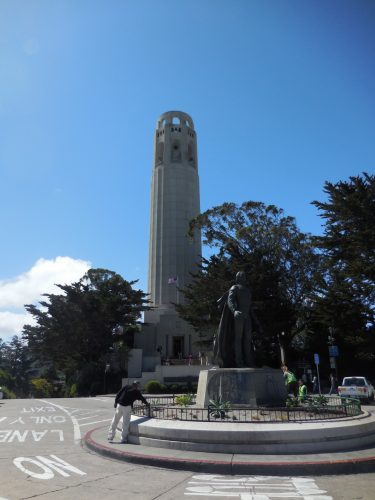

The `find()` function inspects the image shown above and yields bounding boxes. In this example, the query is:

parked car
[338,376,375,403]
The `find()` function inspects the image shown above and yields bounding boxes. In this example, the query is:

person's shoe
[108,436,114,441]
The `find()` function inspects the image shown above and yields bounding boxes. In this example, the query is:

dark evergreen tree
[23,268,150,390]
[177,201,320,367]
[311,173,375,374]
[0,336,32,396]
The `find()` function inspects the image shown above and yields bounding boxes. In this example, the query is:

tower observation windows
[171,140,181,162]
[187,142,195,165]
[157,142,164,163]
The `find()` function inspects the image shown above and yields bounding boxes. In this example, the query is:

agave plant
[308,394,328,407]
[208,396,231,419]
[285,396,300,408]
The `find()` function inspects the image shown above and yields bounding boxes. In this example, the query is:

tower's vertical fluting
[147,111,201,310]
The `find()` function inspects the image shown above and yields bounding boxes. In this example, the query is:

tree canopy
[176,174,374,374]
[311,173,375,370]
[177,201,320,366]
[23,268,150,379]
[0,335,31,397]
[312,173,374,326]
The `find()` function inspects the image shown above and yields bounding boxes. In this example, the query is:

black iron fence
[133,396,362,423]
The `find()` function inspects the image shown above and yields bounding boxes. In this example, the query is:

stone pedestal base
[196,368,287,407]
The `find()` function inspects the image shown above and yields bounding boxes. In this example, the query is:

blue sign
[329,345,339,357]
[314,353,320,365]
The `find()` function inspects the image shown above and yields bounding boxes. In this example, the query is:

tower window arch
[172,116,181,125]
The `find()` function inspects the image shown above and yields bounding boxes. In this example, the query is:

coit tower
[141,111,202,359]
[148,111,201,308]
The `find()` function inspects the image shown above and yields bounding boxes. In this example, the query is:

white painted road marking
[76,415,101,421]
[79,419,111,427]
[13,455,86,480]
[37,400,81,443]
[185,475,332,499]
[0,430,64,442]
[35,400,112,440]
[21,407,56,413]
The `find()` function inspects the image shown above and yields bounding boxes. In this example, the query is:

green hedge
[145,380,166,394]
[144,381,198,394]
[0,386,16,399]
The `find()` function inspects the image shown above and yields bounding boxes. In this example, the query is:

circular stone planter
[128,410,375,455]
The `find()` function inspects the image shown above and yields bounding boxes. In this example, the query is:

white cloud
[0,257,91,341]
[0,311,34,339]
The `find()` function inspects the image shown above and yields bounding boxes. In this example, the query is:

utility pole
[104,363,110,394]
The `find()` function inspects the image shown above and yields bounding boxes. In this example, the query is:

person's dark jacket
[115,385,149,408]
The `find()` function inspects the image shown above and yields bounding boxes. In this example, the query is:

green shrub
[30,378,54,398]
[0,386,16,399]
[0,369,14,387]
[175,394,194,406]
[310,394,328,406]
[285,396,300,408]
[162,383,182,394]
[69,383,78,398]
[181,384,197,394]
[168,384,180,393]
[145,380,164,394]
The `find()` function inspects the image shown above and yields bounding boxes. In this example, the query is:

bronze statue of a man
[213,271,256,368]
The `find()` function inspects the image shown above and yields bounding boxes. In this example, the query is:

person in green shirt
[281,365,298,396]
[298,379,308,402]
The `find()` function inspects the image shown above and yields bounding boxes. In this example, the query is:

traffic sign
[328,345,339,357]
[314,353,320,365]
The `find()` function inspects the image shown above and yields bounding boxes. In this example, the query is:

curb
[83,426,375,475]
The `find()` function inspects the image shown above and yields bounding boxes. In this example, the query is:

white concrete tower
[148,111,201,310]
[140,111,202,361]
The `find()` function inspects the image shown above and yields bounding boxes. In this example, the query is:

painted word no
[14,455,86,480]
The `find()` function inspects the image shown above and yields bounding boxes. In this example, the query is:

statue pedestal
[196,368,287,407]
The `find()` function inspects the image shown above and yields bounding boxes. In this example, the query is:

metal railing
[133,396,362,423]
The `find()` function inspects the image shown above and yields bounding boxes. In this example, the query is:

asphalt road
[0,397,374,500]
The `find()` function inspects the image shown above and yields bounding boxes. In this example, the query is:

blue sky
[0,0,374,340]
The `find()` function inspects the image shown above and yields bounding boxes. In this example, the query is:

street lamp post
[328,327,339,381]
[277,331,286,365]
[104,363,110,394]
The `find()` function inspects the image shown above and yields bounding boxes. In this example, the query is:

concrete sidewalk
[83,423,375,475]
